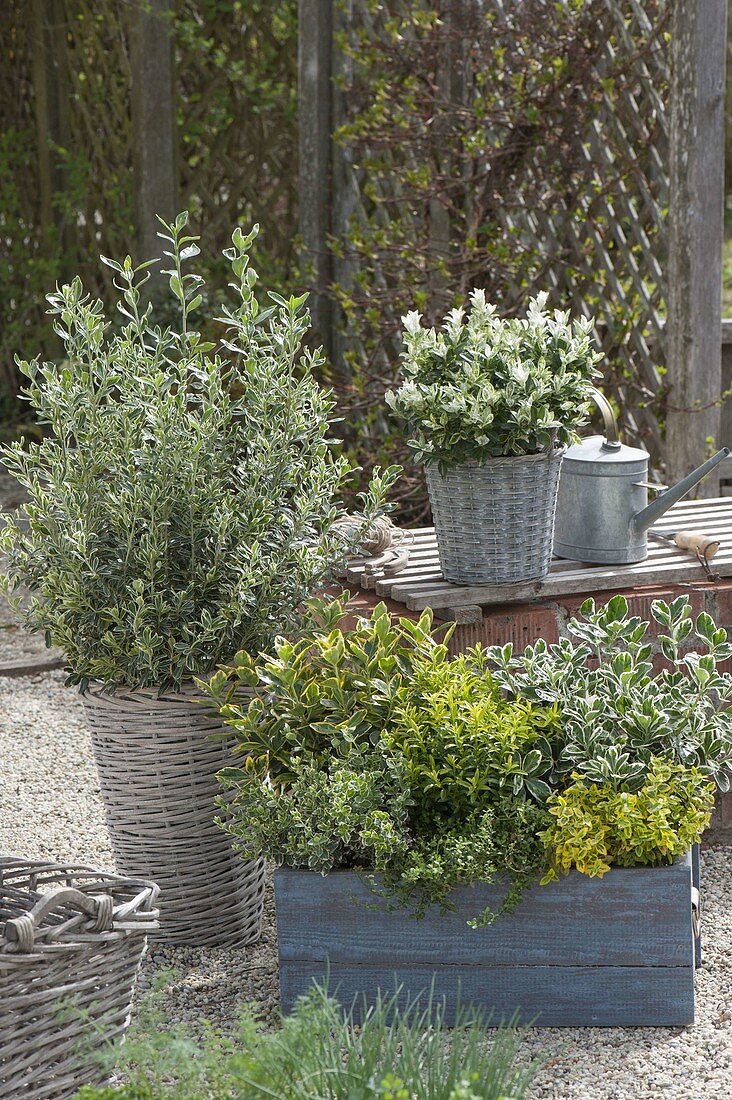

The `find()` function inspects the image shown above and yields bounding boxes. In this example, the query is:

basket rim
[81,680,206,701]
[1,856,159,957]
[424,445,566,473]
[0,854,158,891]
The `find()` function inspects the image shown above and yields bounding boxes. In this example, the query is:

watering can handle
[590,389,620,447]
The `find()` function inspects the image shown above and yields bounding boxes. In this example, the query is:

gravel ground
[1,667,731,1099]
[0,615,62,666]
[0,471,63,667]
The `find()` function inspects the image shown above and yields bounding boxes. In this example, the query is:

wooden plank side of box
[274,859,693,968]
[274,861,695,1026]
[278,960,694,1027]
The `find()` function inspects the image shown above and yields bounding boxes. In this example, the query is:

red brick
[704,791,732,845]
[558,585,708,637]
[558,587,644,623]
[709,581,732,628]
[649,654,686,674]
[339,586,421,630]
[627,590,706,634]
[449,606,560,655]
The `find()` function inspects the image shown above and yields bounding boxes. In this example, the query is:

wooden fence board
[279,962,694,1027]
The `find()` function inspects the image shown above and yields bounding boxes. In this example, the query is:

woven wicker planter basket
[0,857,158,1100]
[424,448,565,585]
[81,685,265,948]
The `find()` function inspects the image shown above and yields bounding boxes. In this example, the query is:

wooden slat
[650,498,732,517]
[404,555,732,612]
[666,0,727,495]
[279,961,693,1027]
[0,656,64,678]
[299,0,334,355]
[275,862,691,967]
[374,545,732,599]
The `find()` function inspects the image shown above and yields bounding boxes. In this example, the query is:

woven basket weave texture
[82,685,265,947]
[425,449,565,585]
[0,857,158,1100]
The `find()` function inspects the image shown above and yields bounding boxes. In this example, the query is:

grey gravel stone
[1,665,731,1098]
[0,617,64,667]
[0,479,63,667]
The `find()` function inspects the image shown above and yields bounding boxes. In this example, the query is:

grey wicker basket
[0,856,158,1100]
[424,448,565,585]
[81,684,265,948]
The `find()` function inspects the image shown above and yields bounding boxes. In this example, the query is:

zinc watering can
[553,391,730,564]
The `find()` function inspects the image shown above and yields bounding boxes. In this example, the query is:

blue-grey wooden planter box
[275,849,700,1027]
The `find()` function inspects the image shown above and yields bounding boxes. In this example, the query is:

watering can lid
[565,435,649,464]
[573,389,647,463]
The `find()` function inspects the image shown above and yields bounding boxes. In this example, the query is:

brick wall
[346,579,732,845]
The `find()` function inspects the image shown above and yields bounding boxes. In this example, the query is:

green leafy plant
[486,594,732,793]
[205,599,557,921]
[541,758,715,881]
[0,216,398,690]
[206,598,447,786]
[74,982,541,1100]
[220,745,413,876]
[1,3,298,412]
[382,651,561,815]
[386,292,600,470]
[208,594,719,917]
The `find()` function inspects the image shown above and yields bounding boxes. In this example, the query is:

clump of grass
[75,982,541,1099]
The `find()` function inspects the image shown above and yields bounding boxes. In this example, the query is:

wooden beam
[330,0,355,369]
[129,0,178,269]
[666,0,728,494]
[0,656,64,679]
[429,1,466,303]
[298,0,334,358]
[30,0,72,249]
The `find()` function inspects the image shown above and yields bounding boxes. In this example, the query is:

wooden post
[666,0,728,495]
[129,0,178,269]
[298,0,334,358]
[726,0,732,212]
[330,0,357,370]
[30,0,72,247]
[429,1,466,306]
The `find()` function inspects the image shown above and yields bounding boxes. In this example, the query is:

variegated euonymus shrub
[385,291,601,470]
[486,594,732,794]
[0,215,397,690]
[541,758,715,881]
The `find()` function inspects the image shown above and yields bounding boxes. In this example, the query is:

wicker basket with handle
[0,856,159,1100]
[424,448,565,585]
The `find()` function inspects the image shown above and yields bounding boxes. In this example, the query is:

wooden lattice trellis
[3,0,726,492]
[494,0,671,455]
[0,1,297,401]
[175,1,298,285]
[318,0,672,464]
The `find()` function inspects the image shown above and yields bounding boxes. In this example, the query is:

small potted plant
[386,292,600,584]
[204,594,729,1026]
[0,214,396,946]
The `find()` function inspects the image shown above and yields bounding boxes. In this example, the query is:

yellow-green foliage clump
[541,758,715,882]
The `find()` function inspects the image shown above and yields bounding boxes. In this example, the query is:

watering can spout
[631,448,731,535]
